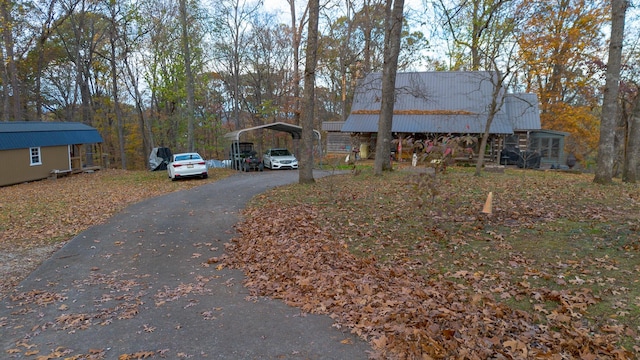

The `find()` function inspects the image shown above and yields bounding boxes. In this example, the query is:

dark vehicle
[500,147,520,165]
[230,141,255,170]
[241,150,264,172]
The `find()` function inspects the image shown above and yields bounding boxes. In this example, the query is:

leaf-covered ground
[0,169,234,298]
[224,167,640,359]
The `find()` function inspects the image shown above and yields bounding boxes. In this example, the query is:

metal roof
[504,93,541,130]
[342,71,541,135]
[0,121,103,151]
[321,121,345,132]
[341,113,513,134]
[224,122,321,141]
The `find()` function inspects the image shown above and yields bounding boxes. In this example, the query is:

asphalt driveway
[0,170,371,359]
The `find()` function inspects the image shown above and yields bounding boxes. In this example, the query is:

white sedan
[167,152,208,181]
[263,148,298,170]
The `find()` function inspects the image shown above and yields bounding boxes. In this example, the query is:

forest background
[0,0,639,172]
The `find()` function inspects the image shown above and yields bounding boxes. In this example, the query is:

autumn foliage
[224,168,639,359]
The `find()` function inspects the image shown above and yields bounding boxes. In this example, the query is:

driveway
[0,170,371,359]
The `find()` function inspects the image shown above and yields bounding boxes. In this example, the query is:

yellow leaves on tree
[517,0,608,161]
[541,102,600,160]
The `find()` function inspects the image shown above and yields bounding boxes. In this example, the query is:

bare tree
[106,0,127,169]
[287,0,308,126]
[299,0,319,184]
[436,0,519,176]
[211,0,262,130]
[0,28,8,121]
[594,0,627,184]
[373,0,404,175]
[180,0,195,152]
[33,0,75,121]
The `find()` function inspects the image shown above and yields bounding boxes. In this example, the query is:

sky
[261,0,427,23]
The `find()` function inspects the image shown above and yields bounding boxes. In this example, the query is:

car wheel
[202,173,208,179]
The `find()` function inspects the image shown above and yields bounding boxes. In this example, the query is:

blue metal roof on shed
[0,121,103,151]
[342,71,540,135]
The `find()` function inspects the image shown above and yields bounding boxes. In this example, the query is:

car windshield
[271,149,291,156]
[175,154,202,161]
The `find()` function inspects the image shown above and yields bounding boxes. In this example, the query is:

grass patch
[245,166,640,356]
[0,168,235,251]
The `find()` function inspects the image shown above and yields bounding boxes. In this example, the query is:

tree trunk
[1,0,21,120]
[594,0,626,184]
[0,37,9,121]
[475,71,503,176]
[109,16,126,169]
[362,0,372,73]
[180,0,195,152]
[299,0,319,184]
[124,56,153,161]
[373,0,404,175]
[622,93,640,183]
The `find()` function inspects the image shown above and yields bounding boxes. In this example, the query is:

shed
[0,121,104,187]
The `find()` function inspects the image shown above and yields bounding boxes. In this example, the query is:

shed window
[30,147,42,166]
[530,137,561,161]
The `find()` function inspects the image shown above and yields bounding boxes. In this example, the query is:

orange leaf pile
[224,169,639,359]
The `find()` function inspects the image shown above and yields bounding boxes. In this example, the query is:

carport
[224,122,321,170]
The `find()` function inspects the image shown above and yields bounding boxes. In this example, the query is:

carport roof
[224,122,321,141]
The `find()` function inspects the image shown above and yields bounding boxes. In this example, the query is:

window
[530,136,562,161]
[550,138,560,159]
[30,147,42,166]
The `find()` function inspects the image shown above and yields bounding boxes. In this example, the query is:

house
[325,71,567,167]
[0,121,104,187]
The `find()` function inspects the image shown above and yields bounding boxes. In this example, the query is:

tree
[434,0,519,176]
[435,0,513,71]
[287,0,308,127]
[211,0,262,130]
[118,0,154,164]
[30,0,75,121]
[180,0,195,152]
[244,13,292,126]
[1,0,22,120]
[594,0,627,184]
[517,0,607,162]
[318,0,428,122]
[105,0,128,169]
[622,88,640,182]
[299,0,318,184]
[373,0,404,175]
